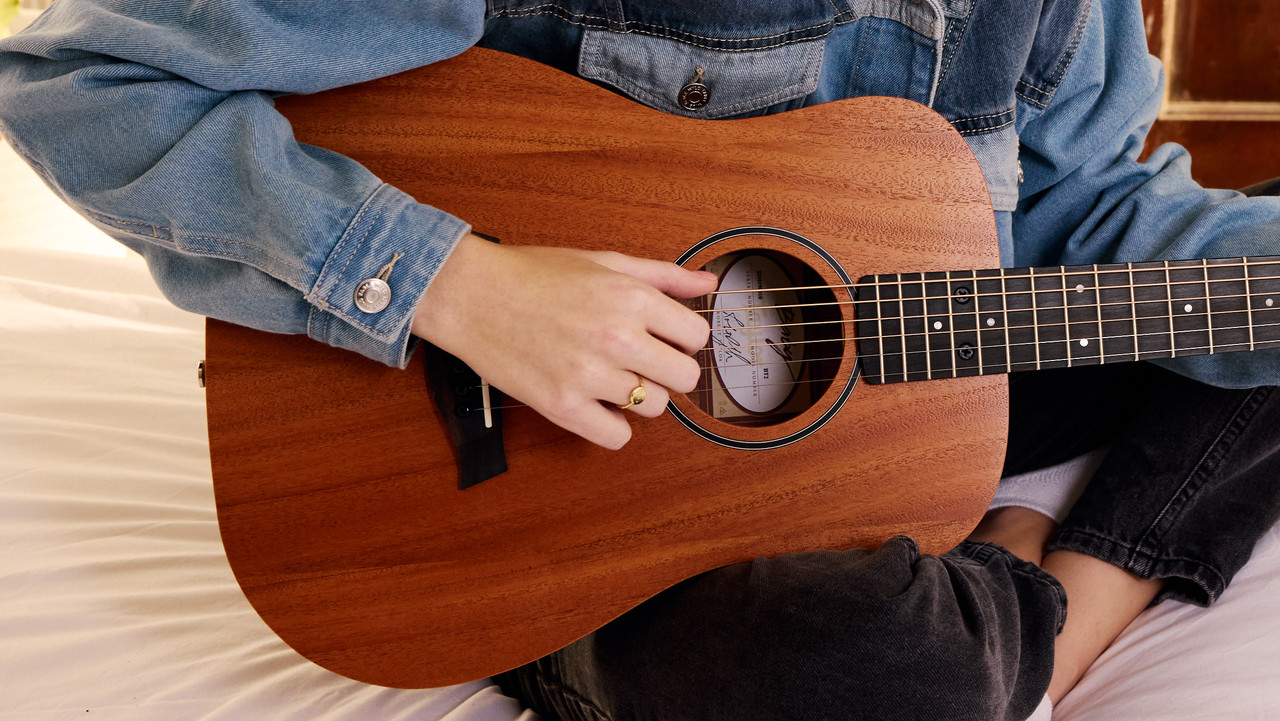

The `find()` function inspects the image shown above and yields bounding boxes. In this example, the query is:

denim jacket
[1,0,1278,385]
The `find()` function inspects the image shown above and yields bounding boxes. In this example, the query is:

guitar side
[205,47,1007,688]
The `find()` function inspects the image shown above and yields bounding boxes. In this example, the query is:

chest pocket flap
[578,29,824,120]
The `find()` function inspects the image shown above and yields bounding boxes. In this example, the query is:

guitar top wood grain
[205,47,1006,688]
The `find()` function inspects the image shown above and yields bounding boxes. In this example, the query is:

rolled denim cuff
[951,540,1069,635]
[305,184,470,368]
[1045,529,1225,607]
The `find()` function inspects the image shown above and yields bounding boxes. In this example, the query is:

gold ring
[617,376,646,409]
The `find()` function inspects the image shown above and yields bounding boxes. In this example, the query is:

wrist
[411,232,491,347]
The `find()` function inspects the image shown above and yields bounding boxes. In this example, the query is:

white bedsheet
[0,248,531,720]
[2,243,1278,719]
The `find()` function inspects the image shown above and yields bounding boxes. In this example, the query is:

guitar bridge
[422,343,508,489]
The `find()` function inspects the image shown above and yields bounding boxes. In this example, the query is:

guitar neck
[855,256,1280,384]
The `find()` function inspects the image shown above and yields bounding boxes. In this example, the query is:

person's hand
[411,233,717,449]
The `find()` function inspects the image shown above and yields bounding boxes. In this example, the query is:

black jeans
[1009,364,1280,606]
[496,364,1280,721]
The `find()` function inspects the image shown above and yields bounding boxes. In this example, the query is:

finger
[542,396,633,450]
[614,335,702,394]
[594,252,719,299]
[643,294,712,356]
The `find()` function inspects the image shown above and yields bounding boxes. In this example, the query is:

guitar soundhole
[691,249,843,427]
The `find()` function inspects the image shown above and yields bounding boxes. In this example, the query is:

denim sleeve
[1012,0,1280,388]
[0,0,486,367]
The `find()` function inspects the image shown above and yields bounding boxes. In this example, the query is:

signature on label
[711,255,804,413]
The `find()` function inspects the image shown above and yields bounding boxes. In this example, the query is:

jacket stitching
[955,116,1014,135]
[709,45,825,116]
[1043,1,1092,90]
[494,4,835,45]
[1018,0,1093,109]
[323,204,385,307]
[937,4,972,83]
[1015,84,1050,109]
[955,110,1013,121]
[311,186,381,294]
[582,33,823,116]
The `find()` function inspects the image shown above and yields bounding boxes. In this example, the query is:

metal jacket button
[354,277,392,313]
[678,67,709,111]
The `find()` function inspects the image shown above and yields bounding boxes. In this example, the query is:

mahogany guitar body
[204,47,1006,688]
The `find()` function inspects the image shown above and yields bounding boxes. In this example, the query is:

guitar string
[695,257,1280,301]
[705,282,1278,339]
[699,292,1280,356]
[468,261,1280,412]
[704,311,1277,356]
[467,325,1280,413]
[702,315,1280,373]
[467,313,1280,412]
[698,278,1280,318]
[475,374,846,412]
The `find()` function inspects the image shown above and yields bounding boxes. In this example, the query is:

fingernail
[695,270,718,281]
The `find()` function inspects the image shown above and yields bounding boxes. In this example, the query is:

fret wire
[1203,258,1214,355]
[1060,274,1072,367]
[1163,261,1175,357]
[857,274,879,384]
[975,273,986,376]
[1094,264,1106,362]
[898,276,908,383]
[924,276,934,380]
[947,271,958,376]
[1001,271,1012,373]
[874,274,884,384]
[1246,257,1257,351]
[1129,264,1139,361]
[1033,270,1043,371]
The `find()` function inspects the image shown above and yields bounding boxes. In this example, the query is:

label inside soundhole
[677,233,847,440]
[711,255,803,413]
[690,248,841,429]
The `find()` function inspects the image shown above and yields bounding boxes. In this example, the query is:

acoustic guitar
[203,47,1280,689]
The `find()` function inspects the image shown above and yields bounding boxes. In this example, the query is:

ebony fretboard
[854,257,1280,385]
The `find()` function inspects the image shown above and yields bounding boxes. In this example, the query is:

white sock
[1025,693,1054,721]
[988,447,1107,523]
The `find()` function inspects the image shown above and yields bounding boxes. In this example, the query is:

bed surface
[2,140,1279,720]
